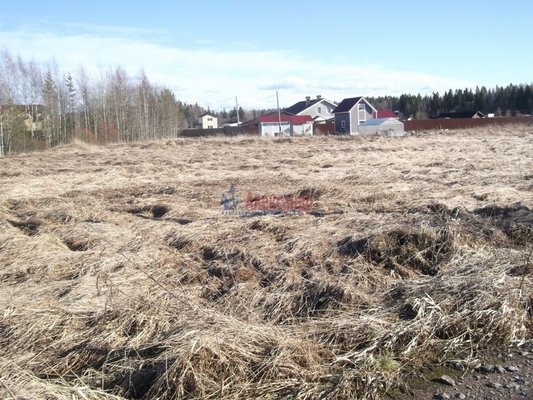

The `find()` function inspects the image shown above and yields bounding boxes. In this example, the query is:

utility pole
[235,96,240,124]
[276,91,282,136]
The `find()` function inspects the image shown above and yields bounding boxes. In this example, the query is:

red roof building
[249,112,314,136]
[376,109,398,119]
[255,113,313,124]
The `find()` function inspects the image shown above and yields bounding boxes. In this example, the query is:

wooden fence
[313,122,335,136]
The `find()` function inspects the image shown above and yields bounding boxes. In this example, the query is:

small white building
[358,118,404,136]
[198,113,218,129]
[254,113,314,136]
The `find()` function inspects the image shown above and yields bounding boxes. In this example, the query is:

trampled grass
[0,127,532,399]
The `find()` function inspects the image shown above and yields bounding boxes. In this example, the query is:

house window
[358,103,366,124]
[207,117,213,121]
[341,120,346,129]
[317,106,322,114]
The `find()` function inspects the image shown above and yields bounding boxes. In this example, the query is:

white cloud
[60,22,164,38]
[193,38,215,45]
[0,24,474,110]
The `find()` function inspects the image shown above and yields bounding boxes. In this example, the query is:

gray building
[332,97,377,134]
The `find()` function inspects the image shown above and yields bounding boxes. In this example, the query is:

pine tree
[42,71,57,146]
[65,73,77,139]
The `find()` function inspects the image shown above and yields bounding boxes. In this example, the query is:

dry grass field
[1,126,532,399]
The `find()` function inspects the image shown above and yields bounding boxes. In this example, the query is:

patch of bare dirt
[387,342,533,399]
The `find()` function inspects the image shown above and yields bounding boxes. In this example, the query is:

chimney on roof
[305,96,311,107]
[316,95,322,100]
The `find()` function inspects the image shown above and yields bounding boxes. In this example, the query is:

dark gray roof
[332,97,363,113]
[284,99,320,115]
[199,112,217,118]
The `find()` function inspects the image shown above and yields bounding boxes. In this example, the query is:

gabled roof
[332,96,379,113]
[199,112,217,118]
[284,97,336,115]
[255,112,313,124]
[438,111,485,118]
[284,99,321,115]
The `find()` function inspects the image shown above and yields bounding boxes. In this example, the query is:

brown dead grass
[0,127,532,399]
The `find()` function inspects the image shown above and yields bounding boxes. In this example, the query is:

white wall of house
[292,122,313,135]
[199,114,218,129]
[300,98,336,120]
[259,122,313,136]
[260,122,290,136]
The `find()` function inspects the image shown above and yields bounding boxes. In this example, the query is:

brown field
[1,127,532,399]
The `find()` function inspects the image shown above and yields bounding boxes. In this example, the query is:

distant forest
[1,49,532,155]
[367,84,533,120]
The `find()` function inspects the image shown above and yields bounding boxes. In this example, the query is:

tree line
[368,84,533,120]
[1,49,264,155]
[0,50,197,155]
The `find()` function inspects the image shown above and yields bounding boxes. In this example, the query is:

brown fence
[403,116,533,131]
[314,121,335,136]
[179,125,259,138]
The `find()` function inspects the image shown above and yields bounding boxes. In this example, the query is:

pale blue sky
[1,0,532,110]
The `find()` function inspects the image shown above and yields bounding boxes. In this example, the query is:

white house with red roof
[252,112,314,136]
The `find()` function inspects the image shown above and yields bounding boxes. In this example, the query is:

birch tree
[107,67,132,141]
[76,67,92,141]
[136,69,152,139]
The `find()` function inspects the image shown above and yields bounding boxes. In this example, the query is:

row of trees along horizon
[1,50,533,155]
